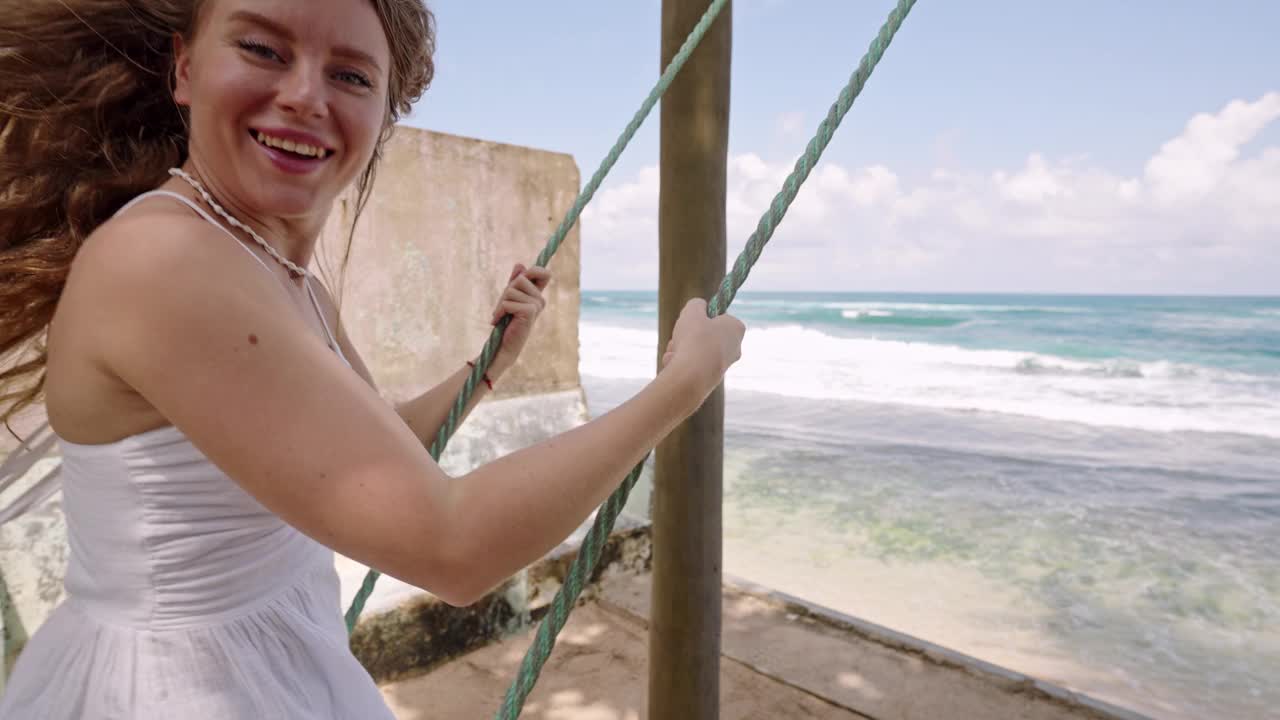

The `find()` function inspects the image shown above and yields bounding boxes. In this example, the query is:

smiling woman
[0,0,746,718]
[173,3,391,217]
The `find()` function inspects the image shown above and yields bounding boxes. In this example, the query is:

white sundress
[0,191,396,719]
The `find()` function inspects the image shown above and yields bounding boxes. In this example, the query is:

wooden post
[650,0,731,717]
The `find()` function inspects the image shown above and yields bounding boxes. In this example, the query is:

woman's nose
[275,63,328,120]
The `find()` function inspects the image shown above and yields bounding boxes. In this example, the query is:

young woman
[0,0,745,717]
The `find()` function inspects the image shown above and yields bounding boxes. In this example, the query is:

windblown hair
[0,0,435,432]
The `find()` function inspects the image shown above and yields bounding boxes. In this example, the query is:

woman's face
[173,0,391,222]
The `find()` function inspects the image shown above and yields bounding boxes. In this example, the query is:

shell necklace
[168,167,310,278]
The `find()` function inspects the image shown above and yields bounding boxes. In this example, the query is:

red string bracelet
[465,361,494,390]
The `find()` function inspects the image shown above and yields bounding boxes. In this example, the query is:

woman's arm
[83,215,742,607]
[310,281,496,448]
[393,363,493,446]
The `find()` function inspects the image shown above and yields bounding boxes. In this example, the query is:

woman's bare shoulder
[63,199,267,338]
[46,199,286,436]
[74,198,246,284]
[60,198,298,382]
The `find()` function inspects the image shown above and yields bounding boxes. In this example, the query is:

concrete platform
[380,578,870,720]
[379,572,1147,720]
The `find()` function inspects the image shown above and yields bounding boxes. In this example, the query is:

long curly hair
[0,0,436,433]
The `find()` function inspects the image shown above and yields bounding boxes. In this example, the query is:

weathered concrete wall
[0,126,590,688]
[316,127,582,402]
[0,458,66,683]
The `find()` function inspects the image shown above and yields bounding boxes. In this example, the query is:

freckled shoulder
[66,204,299,366]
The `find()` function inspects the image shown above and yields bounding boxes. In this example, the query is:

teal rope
[709,0,917,316]
[496,1,918,717]
[344,0,731,634]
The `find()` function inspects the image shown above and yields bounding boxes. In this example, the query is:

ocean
[578,291,1279,720]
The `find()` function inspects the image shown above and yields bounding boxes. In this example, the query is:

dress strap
[305,279,351,366]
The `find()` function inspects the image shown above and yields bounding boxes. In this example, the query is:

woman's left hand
[487,263,552,378]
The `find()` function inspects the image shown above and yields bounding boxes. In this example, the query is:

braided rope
[496,1,918,717]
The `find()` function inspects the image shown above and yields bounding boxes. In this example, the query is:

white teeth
[254,131,328,159]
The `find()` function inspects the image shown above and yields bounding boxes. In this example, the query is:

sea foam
[580,322,1280,438]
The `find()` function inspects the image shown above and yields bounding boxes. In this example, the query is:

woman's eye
[335,70,373,89]
[237,39,282,62]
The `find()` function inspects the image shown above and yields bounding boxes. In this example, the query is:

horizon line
[579,288,1280,299]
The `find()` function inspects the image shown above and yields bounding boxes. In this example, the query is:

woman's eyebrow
[227,9,293,39]
[332,45,383,75]
[226,9,383,75]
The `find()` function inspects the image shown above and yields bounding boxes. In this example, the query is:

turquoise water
[583,291,1280,437]
[580,291,1279,720]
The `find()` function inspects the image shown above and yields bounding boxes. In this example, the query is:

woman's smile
[250,127,337,175]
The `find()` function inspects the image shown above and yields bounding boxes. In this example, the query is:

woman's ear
[172,33,193,107]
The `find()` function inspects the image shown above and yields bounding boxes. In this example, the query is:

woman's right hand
[661,298,746,394]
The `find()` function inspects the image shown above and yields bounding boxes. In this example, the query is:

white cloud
[1145,93,1280,205]
[996,154,1066,204]
[580,93,1280,294]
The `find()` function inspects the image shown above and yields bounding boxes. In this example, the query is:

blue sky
[402,2,1279,294]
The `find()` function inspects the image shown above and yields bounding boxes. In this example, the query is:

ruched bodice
[59,425,333,630]
[0,425,394,719]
